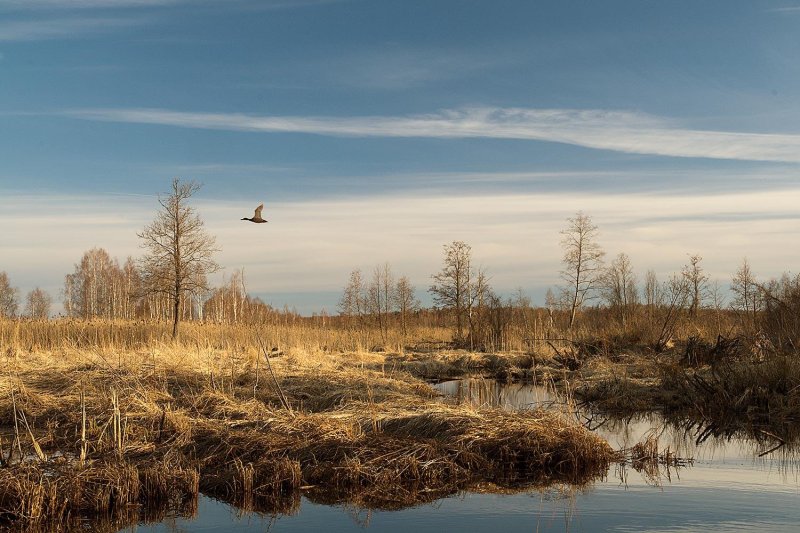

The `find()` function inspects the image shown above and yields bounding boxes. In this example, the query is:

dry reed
[0,332,615,529]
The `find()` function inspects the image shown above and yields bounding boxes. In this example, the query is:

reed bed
[0,318,452,355]
[0,341,616,530]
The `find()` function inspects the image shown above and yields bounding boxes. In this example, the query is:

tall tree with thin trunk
[559,212,605,328]
[600,252,638,328]
[730,258,761,332]
[138,178,220,339]
[395,275,419,339]
[25,288,52,319]
[367,262,395,343]
[682,254,708,319]
[429,241,474,341]
[0,272,19,318]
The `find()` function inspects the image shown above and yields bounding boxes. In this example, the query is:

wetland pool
[126,379,800,532]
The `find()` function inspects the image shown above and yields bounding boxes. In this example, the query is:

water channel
[126,379,800,532]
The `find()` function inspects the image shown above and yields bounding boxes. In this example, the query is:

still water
[128,379,800,532]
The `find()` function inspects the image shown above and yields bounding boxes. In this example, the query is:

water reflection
[435,378,800,467]
[123,380,800,532]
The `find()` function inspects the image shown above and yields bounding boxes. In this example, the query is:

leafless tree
[644,270,660,309]
[138,178,220,339]
[544,287,558,329]
[0,272,19,318]
[339,268,368,327]
[466,267,492,349]
[653,273,691,352]
[709,280,727,336]
[559,212,605,328]
[367,262,395,342]
[25,287,52,319]
[395,275,419,338]
[600,252,638,328]
[121,257,141,320]
[63,247,133,319]
[730,258,761,332]
[682,254,708,318]
[429,241,476,341]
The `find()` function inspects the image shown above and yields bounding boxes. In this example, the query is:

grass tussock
[0,457,198,531]
[0,342,615,529]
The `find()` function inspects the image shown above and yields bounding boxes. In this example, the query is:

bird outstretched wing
[254,204,264,218]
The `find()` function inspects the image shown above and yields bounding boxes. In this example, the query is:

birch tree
[138,178,220,339]
[25,288,52,319]
[682,254,708,318]
[429,241,474,340]
[395,275,419,338]
[0,272,19,318]
[560,212,605,328]
[601,252,638,328]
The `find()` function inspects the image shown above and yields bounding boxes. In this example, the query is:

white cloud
[0,0,344,10]
[768,6,800,12]
[2,187,800,313]
[0,0,190,9]
[66,106,800,163]
[0,17,137,41]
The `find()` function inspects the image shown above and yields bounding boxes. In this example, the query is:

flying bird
[241,203,268,223]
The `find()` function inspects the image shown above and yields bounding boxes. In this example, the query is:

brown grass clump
[0,342,615,529]
[0,457,197,531]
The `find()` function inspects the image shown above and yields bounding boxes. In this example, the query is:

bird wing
[254,203,264,218]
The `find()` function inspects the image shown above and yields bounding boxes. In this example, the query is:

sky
[1,0,800,315]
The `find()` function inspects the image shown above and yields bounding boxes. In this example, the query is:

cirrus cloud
[64,106,800,163]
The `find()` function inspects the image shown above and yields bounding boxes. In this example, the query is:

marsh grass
[0,330,615,530]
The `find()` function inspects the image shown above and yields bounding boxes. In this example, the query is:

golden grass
[0,339,615,529]
[0,318,453,355]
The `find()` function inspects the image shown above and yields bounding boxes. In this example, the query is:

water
[126,379,800,532]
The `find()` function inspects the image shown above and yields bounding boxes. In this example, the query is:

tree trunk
[172,290,180,339]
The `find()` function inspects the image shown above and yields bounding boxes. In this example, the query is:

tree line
[0,179,795,351]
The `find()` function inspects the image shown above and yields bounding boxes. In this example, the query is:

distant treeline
[2,209,799,354]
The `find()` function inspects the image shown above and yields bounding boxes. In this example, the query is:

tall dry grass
[0,334,615,529]
[0,317,453,354]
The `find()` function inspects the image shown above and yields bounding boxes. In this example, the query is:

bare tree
[652,273,691,351]
[395,275,419,338]
[600,252,638,328]
[25,288,52,319]
[560,212,605,328]
[63,247,124,319]
[339,268,368,329]
[682,254,708,318]
[709,280,727,336]
[0,272,19,318]
[138,178,220,339]
[429,241,475,341]
[544,287,558,329]
[730,258,760,332]
[367,262,395,342]
[466,267,492,350]
[644,270,660,309]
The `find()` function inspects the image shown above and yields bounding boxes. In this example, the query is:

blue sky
[1,0,800,314]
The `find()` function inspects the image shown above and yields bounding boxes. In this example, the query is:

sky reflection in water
[129,379,800,533]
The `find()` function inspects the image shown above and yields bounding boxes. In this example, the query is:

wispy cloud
[0,0,191,9]
[0,17,137,41]
[0,0,346,10]
[768,6,800,12]
[65,106,800,163]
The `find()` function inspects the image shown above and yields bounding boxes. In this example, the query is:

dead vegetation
[0,341,615,530]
